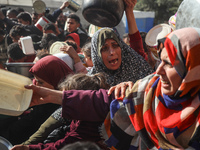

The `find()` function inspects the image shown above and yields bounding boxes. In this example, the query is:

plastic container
[20,36,35,55]
[0,69,33,116]
[145,23,172,47]
[145,23,172,60]
[49,41,68,55]
[35,16,51,31]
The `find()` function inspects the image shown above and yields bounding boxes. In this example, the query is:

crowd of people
[0,0,200,149]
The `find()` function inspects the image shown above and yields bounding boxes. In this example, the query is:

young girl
[16,73,110,150]
[81,42,93,71]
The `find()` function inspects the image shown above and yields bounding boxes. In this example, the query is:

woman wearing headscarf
[121,27,200,149]
[86,0,153,86]
[30,55,74,89]
[88,27,153,86]
[5,55,73,145]
[106,27,200,149]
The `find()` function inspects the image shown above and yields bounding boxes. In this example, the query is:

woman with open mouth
[88,27,153,86]
[87,0,153,87]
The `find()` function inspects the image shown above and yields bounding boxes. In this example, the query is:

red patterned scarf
[101,28,200,150]
[125,28,200,149]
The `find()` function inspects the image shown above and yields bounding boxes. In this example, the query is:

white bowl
[0,69,33,116]
[145,23,172,47]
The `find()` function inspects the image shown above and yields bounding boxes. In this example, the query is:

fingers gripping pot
[67,0,80,12]
[82,0,125,27]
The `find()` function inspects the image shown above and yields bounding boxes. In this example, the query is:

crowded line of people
[0,0,199,149]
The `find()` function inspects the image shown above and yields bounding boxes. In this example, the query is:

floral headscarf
[88,28,153,86]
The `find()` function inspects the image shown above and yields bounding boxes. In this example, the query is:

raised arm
[125,0,138,34]
[51,1,70,22]
[124,0,148,60]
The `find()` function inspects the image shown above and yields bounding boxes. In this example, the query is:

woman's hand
[60,45,81,64]
[10,145,29,150]
[108,81,134,99]
[24,84,63,107]
[124,0,138,35]
[124,0,137,12]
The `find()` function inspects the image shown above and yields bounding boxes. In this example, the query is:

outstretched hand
[108,81,134,99]
[24,84,63,107]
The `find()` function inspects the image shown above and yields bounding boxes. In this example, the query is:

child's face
[34,75,54,89]
[83,52,93,67]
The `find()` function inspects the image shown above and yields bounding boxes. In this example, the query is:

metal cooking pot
[0,136,13,150]
[82,0,125,27]
[4,62,35,78]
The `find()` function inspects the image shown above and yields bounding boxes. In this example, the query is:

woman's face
[156,48,182,95]
[101,39,122,70]
[34,76,54,89]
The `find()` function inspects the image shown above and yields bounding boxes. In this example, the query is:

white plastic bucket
[35,16,51,31]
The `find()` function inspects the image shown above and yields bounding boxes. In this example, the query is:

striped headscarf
[101,28,200,150]
[124,27,200,149]
[88,28,153,86]
[164,28,200,97]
